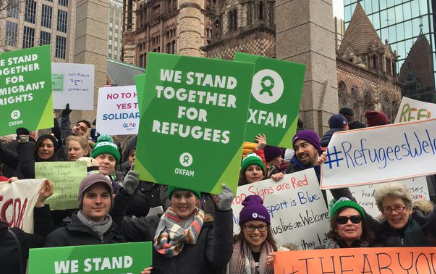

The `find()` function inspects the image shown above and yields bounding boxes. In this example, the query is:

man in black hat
[339,106,366,130]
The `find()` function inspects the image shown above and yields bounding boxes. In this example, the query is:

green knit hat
[329,197,366,220]
[90,135,121,164]
[167,186,202,199]
[240,153,265,175]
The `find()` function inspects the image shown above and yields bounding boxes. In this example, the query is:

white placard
[326,177,430,218]
[232,169,330,249]
[0,179,45,233]
[394,97,435,123]
[96,86,139,135]
[321,119,436,189]
[52,62,95,110]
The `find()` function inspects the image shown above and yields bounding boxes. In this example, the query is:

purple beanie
[263,145,283,163]
[364,110,388,127]
[77,173,113,209]
[292,129,322,154]
[239,195,270,225]
[328,114,348,129]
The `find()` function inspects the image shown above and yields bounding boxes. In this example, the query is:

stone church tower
[201,0,275,59]
[336,2,402,122]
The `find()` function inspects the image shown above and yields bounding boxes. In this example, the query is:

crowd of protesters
[1,105,436,274]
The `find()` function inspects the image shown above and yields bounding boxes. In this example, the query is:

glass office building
[344,0,435,102]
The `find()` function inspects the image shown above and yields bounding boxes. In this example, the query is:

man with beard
[280,130,354,204]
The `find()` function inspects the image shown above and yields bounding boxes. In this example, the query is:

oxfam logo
[251,69,284,104]
[11,110,20,120]
[252,213,258,218]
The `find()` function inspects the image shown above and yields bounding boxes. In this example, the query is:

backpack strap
[8,229,24,274]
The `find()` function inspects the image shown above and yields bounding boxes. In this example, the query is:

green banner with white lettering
[135,53,254,194]
[234,52,305,148]
[0,45,53,135]
[28,242,152,274]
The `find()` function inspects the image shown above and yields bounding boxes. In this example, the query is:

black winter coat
[0,205,53,274]
[44,212,126,247]
[112,191,234,274]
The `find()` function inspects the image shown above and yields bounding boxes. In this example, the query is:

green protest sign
[35,161,87,210]
[135,53,254,194]
[135,73,146,115]
[52,74,64,92]
[234,52,305,148]
[0,45,53,136]
[28,242,152,274]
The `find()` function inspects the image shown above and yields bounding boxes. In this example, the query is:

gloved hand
[16,128,30,143]
[218,184,234,211]
[62,103,72,116]
[123,169,140,196]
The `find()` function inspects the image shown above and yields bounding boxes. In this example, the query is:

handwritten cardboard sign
[96,86,140,135]
[232,169,330,249]
[35,161,87,210]
[395,96,435,123]
[29,242,152,274]
[275,247,436,274]
[321,119,436,189]
[52,62,95,110]
[0,179,45,233]
[326,177,430,218]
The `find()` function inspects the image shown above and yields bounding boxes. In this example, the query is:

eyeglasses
[336,215,362,225]
[243,224,267,232]
[382,205,406,214]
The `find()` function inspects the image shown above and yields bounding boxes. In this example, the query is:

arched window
[338,81,347,107]
[372,54,377,69]
[258,1,263,21]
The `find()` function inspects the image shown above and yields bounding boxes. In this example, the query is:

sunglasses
[336,215,362,224]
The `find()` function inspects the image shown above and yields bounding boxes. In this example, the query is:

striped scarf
[227,240,274,274]
[153,207,204,257]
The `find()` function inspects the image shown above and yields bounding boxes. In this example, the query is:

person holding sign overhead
[324,197,374,248]
[272,130,354,204]
[373,182,436,247]
[112,177,235,274]
[227,195,278,274]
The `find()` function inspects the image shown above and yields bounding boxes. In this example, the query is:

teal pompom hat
[240,153,265,175]
[90,135,121,164]
[329,197,366,220]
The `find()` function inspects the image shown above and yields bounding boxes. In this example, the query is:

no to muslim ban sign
[28,242,152,274]
[135,53,254,194]
[234,52,305,148]
[274,247,436,274]
[394,96,435,123]
[320,119,436,189]
[0,45,53,136]
[232,169,330,249]
[96,86,140,135]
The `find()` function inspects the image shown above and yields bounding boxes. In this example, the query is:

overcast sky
[333,0,344,20]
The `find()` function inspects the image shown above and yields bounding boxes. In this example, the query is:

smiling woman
[374,182,436,247]
[227,195,277,274]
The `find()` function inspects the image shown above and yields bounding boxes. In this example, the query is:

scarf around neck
[77,211,113,240]
[153,206,204,257]
[227,240,274,274]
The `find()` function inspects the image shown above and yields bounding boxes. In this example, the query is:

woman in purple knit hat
[227,195,277,274]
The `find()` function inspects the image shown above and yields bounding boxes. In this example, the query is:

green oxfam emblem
[251,69,283,105]
[260,75,274,96]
